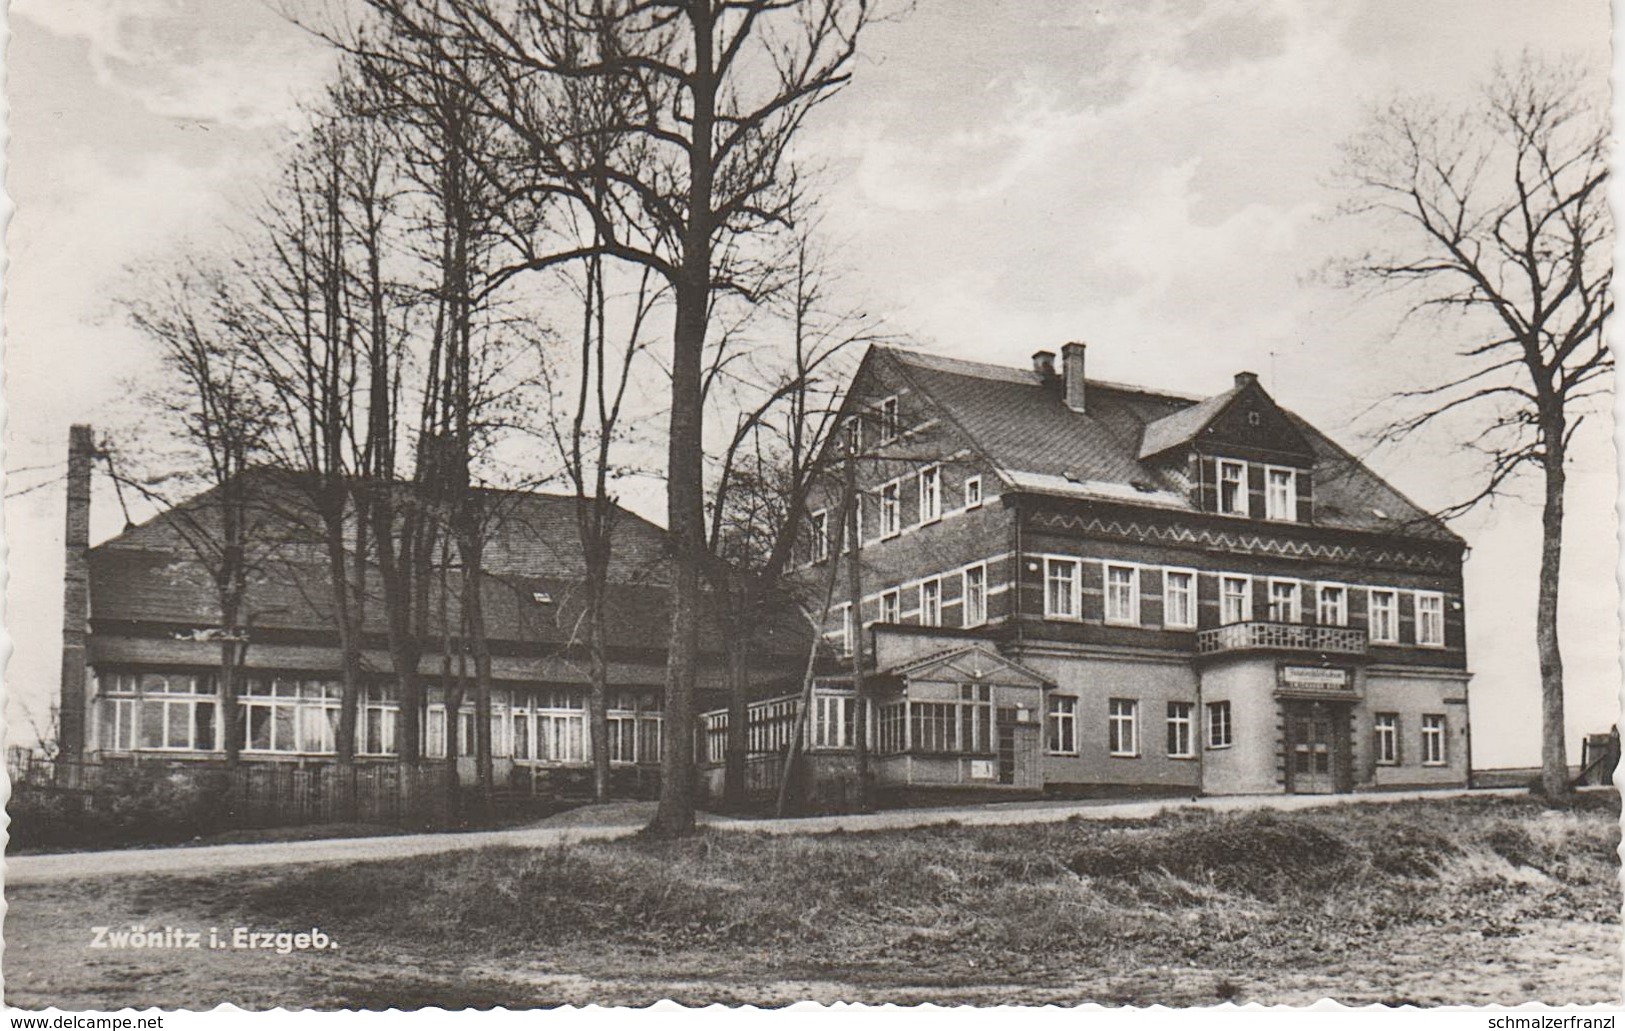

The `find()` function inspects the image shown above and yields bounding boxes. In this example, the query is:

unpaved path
[5,786,1526,886]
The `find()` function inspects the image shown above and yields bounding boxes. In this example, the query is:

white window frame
[1420,713,1447,765]
[1368,589,1399,643]
[1316,583,1348,628]
[879,480,902,538]
[1104,563,1141,626]
[1206,700,1233,749]
[1044,557,1081,620]
[1374,712,1399,766]
[1220,574,1252,625]
[1264,465,1298,522]
[879,588,901,625]
[1217,459,1248,516]
[962,564,988,628]
[1416,591,1446,647]
[1267,578,1302,623]
[1163,568,1197,630]
[838,603,854,656]
[845,415,863,454]
[964,475,983,510]
[1108,698,1139,757]
[1046,695,1078,755]
[919,577,942,627]
[918,465,942,525]
[810,509,830,564]
[1166,701,1195,758]
[878,395,900,441]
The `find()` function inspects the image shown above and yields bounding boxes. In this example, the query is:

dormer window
[1265,466,1298,521]
[1217,459,1247,516]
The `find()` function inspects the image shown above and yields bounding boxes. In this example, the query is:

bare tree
[1334,54,1612,798]
[321,0,876,835]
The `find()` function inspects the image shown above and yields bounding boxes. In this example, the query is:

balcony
[1197,620,1367,657]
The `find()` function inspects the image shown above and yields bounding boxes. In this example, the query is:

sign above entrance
[1281,666,1349,688]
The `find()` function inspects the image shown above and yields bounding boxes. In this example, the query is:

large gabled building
[55,428,807,797]
[722,344,1471,802]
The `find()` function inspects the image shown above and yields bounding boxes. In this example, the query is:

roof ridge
[877,344,1207,403]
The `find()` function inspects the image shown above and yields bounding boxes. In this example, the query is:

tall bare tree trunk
[1538,417,1568,797]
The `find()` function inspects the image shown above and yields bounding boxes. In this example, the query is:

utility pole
[844,447,870,811]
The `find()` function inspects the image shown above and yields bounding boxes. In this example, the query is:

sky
[3,0,1617,768]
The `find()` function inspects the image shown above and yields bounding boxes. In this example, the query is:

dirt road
[5,786,1524,886]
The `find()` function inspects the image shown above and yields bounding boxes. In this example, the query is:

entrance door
[1287,704,1338,794]
[996,706,1017,785]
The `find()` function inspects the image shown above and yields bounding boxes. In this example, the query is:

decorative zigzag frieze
[1031,512,1450,571]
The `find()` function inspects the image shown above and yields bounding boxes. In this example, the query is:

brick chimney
[1031,350,1057,379]
[1062,342,1087,413]
[1235,371,1259,389]
[58,424,94,762]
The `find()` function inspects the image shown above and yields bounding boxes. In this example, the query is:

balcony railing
[1197,620,1367,656]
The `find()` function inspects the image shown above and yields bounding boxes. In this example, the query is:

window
[964,475,983,509]
[359,683,398,756]
[1369,589,1398,643]
[920,578,942,627]
[1207,701,1233,748]
[100,672,220,753]
[1316,584,1348,627]
[918,466,942,524]
[845,416,862,454]
[1163,569,1197,629]
[838,604,854,656]
[1218,459,1248,516]
[908,685,992,754]
[1047,695,1078,755]
[1166,702,1195,758]
[810,509,830,563]
[879,395,900,441]
[813,694,853,749]
[878,481,902,538]
[1108,698,1138,757]
[1265,466,1298,521]
[1416,592,1445,647]
[1045,558,1080,619]
[962,565,987,627]
[879,589,901,625]
[1220,575,1252,625]
[1268,579,1301,623]
[1420,713,1447,765]
[1104,564,1140,626]
[1374,713,1399,765]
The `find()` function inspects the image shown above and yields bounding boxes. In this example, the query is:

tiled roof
[880,346,1459,543]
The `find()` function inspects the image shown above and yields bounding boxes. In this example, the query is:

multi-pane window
[838,604,854,656]
[879,589,901,625]
[1166,702,1195,758]
[1316,584,1348,627]
[1265,466,1297,521]
[360,683,399,756]
[964,476,983,509]
[918,466,942,524]
[242,678,341,754]
[1047,695,1078,755]
[1220,575,1252,625]
[1206,700,1233,748]
[1108,698,1138,757]
[1374,713,1399,765]
[1369,589,1398,643]
[1421,714,1447,765]
[963,564,987,627]
[880,482,901,538]
[811,509,830,563]
[100,672,219,752]
[1218,459,1248,515]
[908,685,992,754]
[813,694,854,749]
[879,395,900,440]
[845,415,862,454]
[1104,564,1140,625]
[920,578,942,627]
[1163,569,1196,629]
[1045,558,1080,619]
[1416,592,1445,646]
[1268,579,1301,623]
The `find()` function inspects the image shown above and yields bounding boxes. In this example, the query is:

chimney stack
[58,424,94,762]
[1031,350,1056,379]
[1062,342,1088,413]
[1235,371,1259,389]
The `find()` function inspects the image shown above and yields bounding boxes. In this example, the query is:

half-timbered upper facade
[775,344,1470,799]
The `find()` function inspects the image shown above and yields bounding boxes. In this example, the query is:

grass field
[5,791,1618,1009]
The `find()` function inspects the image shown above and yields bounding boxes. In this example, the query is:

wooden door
[1287,705,1337,794]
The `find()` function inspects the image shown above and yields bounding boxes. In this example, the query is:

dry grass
[6,791,1618,1009]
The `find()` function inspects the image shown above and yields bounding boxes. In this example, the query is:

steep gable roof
[876,346,1460,544]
